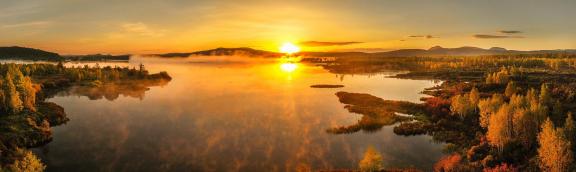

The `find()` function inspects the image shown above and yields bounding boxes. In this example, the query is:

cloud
[499,30,522,34]
[408,35,437,39]
[473,34,524,39]
[299,41,362,47]
[1,21,52,28]
[121,22,164,37]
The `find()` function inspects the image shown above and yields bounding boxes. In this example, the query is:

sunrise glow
[279,42,300,55]
[280,63,298,73]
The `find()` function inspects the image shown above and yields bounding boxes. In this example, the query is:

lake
[29,56,444,171]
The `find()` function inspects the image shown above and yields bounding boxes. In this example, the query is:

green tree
[359,146,384,172]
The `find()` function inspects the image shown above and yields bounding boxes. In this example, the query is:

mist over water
[32,56,444,171]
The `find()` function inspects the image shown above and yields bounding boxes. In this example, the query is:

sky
[1,0,575,54]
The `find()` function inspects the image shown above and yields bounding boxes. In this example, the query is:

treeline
[0,46,63,61]
[0,63,170,171]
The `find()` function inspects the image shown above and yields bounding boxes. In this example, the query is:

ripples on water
[21,56,444,171]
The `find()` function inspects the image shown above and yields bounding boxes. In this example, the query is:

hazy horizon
[1,0,575,54]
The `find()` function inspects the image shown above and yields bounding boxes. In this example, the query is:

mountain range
[156,46,576,58]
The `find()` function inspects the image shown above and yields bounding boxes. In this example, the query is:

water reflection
[56,79,170,101]
[280,63,298,73]
[34,57,444,171]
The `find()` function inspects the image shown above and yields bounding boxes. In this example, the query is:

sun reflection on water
[280,63,298,73]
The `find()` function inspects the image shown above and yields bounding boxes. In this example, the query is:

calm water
[30,57,444,171]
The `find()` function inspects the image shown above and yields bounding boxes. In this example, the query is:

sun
[279,42,300,55]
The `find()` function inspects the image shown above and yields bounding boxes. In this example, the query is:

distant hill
[157,46,576,58]
[0,46,63,61]
[0,46,131,61]
[157,47,282,58]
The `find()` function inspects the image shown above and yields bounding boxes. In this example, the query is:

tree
[487,103,514,151]
[469,87,480,106]
[504,81,518,98]
[451,94,475,119]
[8,148,46,172]
[509,94,527,109]
[3,74,23,113]
[0,77,5,112]
[19,77,37,111]
[538,118,573,172]
[513,108,538,147]
[539,83,552,107]
[359,146,383,172]
[478,94,505,128]
[565,112,576,156]
[526,88,539,107]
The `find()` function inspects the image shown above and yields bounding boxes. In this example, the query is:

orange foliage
[433,154,462,172]
[483,163,518,172]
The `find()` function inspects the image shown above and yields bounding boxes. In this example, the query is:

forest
[0,62,171,172]
[318,52,576,172]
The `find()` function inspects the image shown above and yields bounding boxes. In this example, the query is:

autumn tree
[16,76,37,111]
[512,108,538,147]
[539,83,552,107]
[478,94,505,128]
[0,77,5,113]
[565,112,576,156]
[469,87,480,106]
[359,146,384,172]
[8,148,46,172]
[451,92,478,119]
[504,81,518,98]
[538,118,573,172]
[3,74,23,113]
[487,103,514,151]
